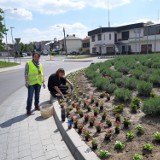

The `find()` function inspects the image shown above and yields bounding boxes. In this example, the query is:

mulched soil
[73,72,160,160]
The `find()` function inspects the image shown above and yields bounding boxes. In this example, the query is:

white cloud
[8,8,32,20]
[0,0,130,17]
[85,0,130,9]
[21,22,88,43]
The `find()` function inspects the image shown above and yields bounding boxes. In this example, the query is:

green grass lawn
[0,61,19,68]
[67,55,92,59]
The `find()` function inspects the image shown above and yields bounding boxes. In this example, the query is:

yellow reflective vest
[27,61,43,86]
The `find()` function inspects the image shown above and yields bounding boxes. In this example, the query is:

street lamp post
[10,27,15,60]
[2,8,17,62]
[63,27,67,55]
[57,25,67,55]
[99,26,103,57]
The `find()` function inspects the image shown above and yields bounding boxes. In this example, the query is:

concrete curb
[63,59,93,62]
[0,63,25,73]
[51,67,100,160]
[53,100,100,160]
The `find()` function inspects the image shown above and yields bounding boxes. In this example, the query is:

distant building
[88,23,160,55]
[59,34,82,54]
[82,37,90,54]
[34,41,50,51]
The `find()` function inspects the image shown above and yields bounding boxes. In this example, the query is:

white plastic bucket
[40,104,53,118]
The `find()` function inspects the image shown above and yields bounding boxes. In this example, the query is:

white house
[60,35,82,53]
[88,23,160,54]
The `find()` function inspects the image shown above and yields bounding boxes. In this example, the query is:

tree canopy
[0,8,7,51]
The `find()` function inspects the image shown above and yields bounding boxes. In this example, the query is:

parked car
[70,51,79,55]
[22,53,27,57]
[41,50,48,56]
[26,52,32,56]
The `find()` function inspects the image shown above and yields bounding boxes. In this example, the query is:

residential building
[59,35,82,53]
[88,23,160,54]
[34,41,50,51]
[82,36,90,54]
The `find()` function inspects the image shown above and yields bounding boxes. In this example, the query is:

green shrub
[139,73,149,81]
[115,77,126,87]
[120,66,130,75]
[114,88,132,102]
[124,78,137,90]
[137,81,153,96]
[142,97,160,116]
[95,78,110,90]
[110,72,123,83]
[131,69,144,79]
[106,83,117,94]
[149,74,160,87]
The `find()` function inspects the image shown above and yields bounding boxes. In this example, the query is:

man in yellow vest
[25,52,45,116]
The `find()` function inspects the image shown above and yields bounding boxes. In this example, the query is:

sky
[0,0,160,43]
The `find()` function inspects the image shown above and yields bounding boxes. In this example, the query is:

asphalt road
[0,56,92,106]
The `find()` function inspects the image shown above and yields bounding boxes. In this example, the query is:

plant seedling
[92,139,98,150]
[131,103,138,113]
[136,124,144,134]
[142,143,154,152]
[153,131,160,142]
[113,104,124,114]
[133,153,143,160]
[98,150,111,159]
[127,131,135,140]
[114,141,125,150]
[123,118,131,128]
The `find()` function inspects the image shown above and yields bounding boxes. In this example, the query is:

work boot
[26,110,31,116]
[35,106,40,111]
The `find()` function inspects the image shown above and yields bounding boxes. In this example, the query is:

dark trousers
[26,84,41,111]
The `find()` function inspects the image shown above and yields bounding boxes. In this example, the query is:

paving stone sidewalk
[0,85,74,160]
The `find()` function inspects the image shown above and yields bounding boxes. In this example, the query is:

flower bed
[60,54,160,160]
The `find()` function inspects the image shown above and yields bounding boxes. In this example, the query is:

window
[122,31,129,40]
[109,34,111,40]
[144,26,160,36]
[92,47,96,53]
[92,35,95,42]
[83,43,90,48]
[98,34,101,41]
[141,44,152,53]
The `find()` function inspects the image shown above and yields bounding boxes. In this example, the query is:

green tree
[26,43,34,52]
[146,21,154,25]
[19,42,25,53]
[0,8,7,51]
